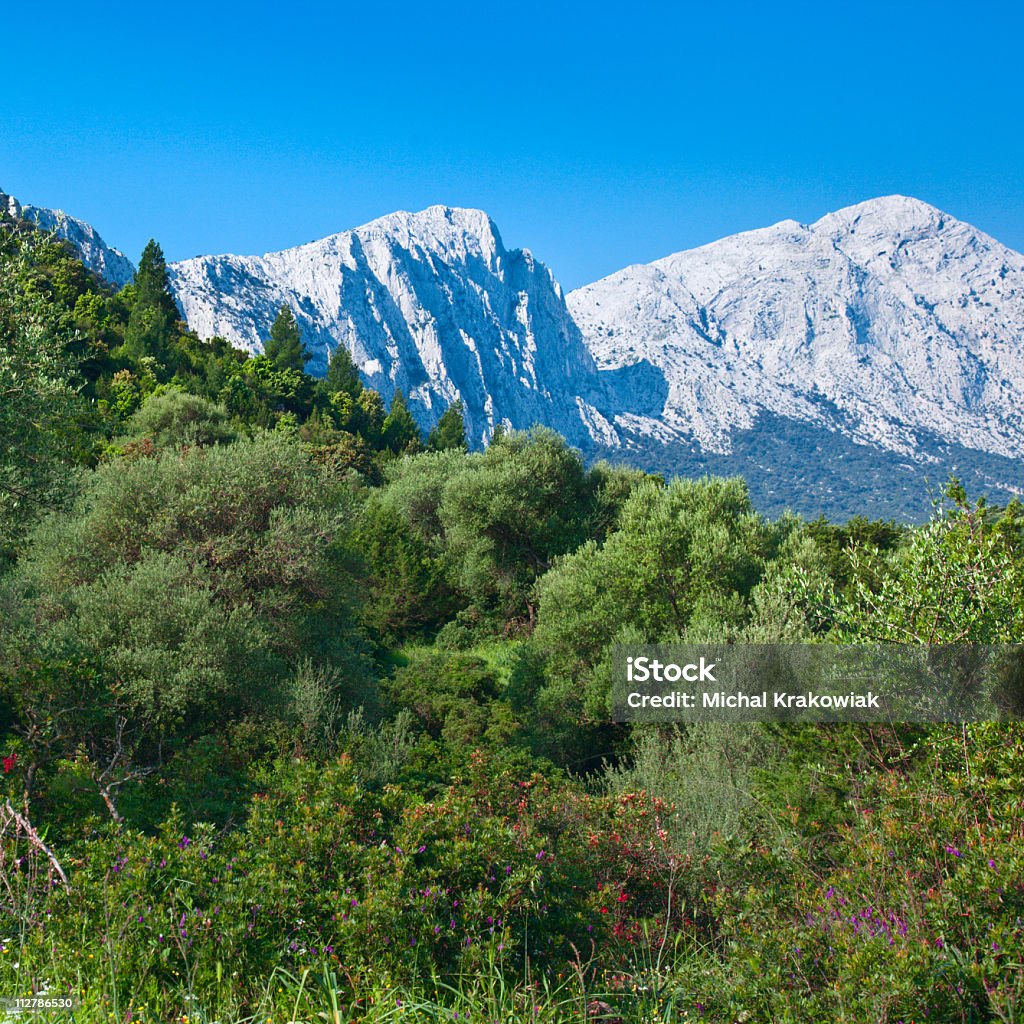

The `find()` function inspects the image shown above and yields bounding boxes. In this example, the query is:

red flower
[2,753,16,773]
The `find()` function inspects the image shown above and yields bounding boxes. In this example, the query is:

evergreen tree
[427,400,468,452]
[123,239,179,363]
[353,389,386,448]
[325,342,362,397]
[382,389,422,454]
[263,304,308,372]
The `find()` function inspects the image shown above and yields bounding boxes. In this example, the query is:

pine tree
[382,389,423,454]
[263,304,308,372]
[123,239,179,363]
[427,400,467,452]
[325,342,362,397]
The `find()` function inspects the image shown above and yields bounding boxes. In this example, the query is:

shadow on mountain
[593,359,670,418]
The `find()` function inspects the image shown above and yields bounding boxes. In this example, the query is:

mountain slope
[1,189,135,287]
[569,196,1024,457]
[568,196,1024,511]
[168,206,629,447]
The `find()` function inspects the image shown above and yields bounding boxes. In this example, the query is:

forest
[2,207,1024,1023]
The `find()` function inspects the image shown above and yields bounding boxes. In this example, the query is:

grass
[0,954,702,1024]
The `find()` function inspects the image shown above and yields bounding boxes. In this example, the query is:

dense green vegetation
[3,214,1024,1022]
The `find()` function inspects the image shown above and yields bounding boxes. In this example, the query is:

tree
[354,501,457,640]
[427,400,467,452]
[382,389,423,454]
[439,428,591,619]
[123,240,179,363]
[353,389,386,448]
[263,304,308,372]
[805,486,1024,644]
[2,433,376,821]
[325,342,362,398]
[533,476,777,719]
[123,389,236,450]
[0,234,81,562]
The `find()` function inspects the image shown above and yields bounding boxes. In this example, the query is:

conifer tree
[382,389,423,454]
[427,400,467,452]
[263,304,308,372]
[325,342,362,397]
[123,239,179,363]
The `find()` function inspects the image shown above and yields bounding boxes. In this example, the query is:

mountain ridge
[568,195,1024,465]
[6,186,1022,517]
[168,202,629,448]
[1,187,135,288]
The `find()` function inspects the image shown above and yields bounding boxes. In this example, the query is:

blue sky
[2,0,1021,289]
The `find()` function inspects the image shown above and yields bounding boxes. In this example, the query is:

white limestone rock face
[168,206,618,446]
[15,195,136,288]
[568,196,1024,464]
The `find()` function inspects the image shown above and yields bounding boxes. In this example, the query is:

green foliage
[324,341,362,397]
[439,428,591,619]
[534,476,782,720]
[263,303,309,372]
[804,487,1024,643]
[384,651,513,747]
[382,388,423,454]
[584,459,659,541]
[121,387,236,449]
[603,723,775,859]
[355,499,458,640]
[122,239,180,364]
[1,433,374,825]
[0,231,83,561]
[426,399,467,452]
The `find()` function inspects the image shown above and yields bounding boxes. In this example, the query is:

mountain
[568,196,1024,516]
[167,206,642,447]
[7,185,1023,518]
[1,188,135,287]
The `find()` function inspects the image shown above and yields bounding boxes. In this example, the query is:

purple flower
[945,846,962,858]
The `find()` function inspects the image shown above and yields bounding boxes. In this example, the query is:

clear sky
[2,0,1021,290]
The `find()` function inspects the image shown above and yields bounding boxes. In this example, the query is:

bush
[122,388,237,449]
